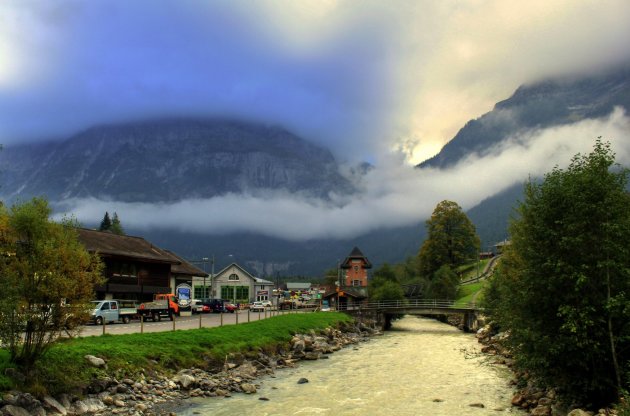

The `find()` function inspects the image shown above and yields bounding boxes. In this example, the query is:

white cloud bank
[55,109,630,241]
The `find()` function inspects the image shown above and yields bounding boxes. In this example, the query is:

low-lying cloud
[55,109,630,241]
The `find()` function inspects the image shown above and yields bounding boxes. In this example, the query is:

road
[78,309,280,337]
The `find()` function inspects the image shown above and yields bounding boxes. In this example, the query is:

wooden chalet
[76,228,181,302]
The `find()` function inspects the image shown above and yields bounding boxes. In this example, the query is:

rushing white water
[179,316,524,415]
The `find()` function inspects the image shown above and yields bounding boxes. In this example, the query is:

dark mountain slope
[420,65,630,169]
[0,118,353,203]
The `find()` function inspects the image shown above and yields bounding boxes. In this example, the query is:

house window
[352,280,362,286]
[221,286,249,303]
[221,286,234,300]
[228,273,239,281]
[235,286,249,301]
[194,285,210,299]
[112,262,137,278]
[353,265,359,272]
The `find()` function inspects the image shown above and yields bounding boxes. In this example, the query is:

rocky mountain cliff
[420,65,630,169]
[0,118,354,203]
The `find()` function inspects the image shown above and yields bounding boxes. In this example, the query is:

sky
[2,1,630,241]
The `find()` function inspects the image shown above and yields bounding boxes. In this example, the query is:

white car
[190,299,204,314]
[261,300,272,308]
[250,301,265,312]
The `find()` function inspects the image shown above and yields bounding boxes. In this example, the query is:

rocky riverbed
[0,321,380,416]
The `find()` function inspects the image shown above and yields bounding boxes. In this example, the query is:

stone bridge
[341,299,483,332]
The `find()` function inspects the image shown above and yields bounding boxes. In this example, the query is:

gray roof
[287,282,312,290]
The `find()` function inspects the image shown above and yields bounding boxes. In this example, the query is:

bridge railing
[344,299,479,311]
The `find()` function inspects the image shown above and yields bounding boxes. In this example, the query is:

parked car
[200,298,226,313]
[224,302,237,313]
[191,299,209,314]
[260,300,272,308]
[250,301,265,312]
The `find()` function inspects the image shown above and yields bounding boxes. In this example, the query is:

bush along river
[179,316,523,416]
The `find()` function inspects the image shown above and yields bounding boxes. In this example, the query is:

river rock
[241,383,257,394]
[293,339,306,353]
[531,405,551,416]
[469,403,485,408]
[567,410,593,416]
[174,373,196,389]
[43,396,68,415]
[511,393,525,406]
[84,354,106,368]
[1,405,32,416]
[297,378,309,384]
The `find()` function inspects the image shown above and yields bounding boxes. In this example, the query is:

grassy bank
[0,312,353,396]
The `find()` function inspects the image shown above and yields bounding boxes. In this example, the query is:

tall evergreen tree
[99,212,111,231]
[110,212,124,235]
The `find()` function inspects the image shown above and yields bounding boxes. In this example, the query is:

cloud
[54,109,630,241]
[1,1,629,165]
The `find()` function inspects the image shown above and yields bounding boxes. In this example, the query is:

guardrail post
[140,315,144,334]
[199,312,202,329]
[102,319,106,336]
[172,316,176,331]
[220,311,223,326]
[235,310,239,325]
[248,309,250,322]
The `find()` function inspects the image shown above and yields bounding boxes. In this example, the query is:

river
[179,316,523,415]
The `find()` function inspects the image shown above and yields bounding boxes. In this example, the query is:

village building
[76,228,206,301]
[212,263,274,305]
[322,246,371,310]
[340,246,372,288]
[166,250,209,297]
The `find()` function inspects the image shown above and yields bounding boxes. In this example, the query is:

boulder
[292,339,306,353]
[531,405,551,416]
[297,378,309,384]
[241,383,257,394]
[174,374,196,389]
[43,396,68,415]
[567,410,593,416]
[84,355,106,368]
[1,405,32,416]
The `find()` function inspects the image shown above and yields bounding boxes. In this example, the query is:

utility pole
[211,255,215,298]
[202,257,208,298]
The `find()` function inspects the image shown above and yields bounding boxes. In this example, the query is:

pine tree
[110,212,124,235]
[99,212,111,231]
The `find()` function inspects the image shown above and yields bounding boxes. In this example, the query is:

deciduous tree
[0,198,104,375]
[484,140,630,406]
[417,200,480,298]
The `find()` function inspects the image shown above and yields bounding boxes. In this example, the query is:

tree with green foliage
[99,211,112,231]
[110,212,124,235]
[369,263,405,305]
[483,140,630,406]
[418,200,480,298]
[427,265,459,299]
[0,198,104,375]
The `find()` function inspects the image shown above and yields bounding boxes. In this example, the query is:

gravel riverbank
[0,321,380,416]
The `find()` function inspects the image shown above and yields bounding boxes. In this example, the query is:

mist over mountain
[1,66,629,276]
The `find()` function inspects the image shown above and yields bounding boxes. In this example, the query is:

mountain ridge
[0,118,354,204]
